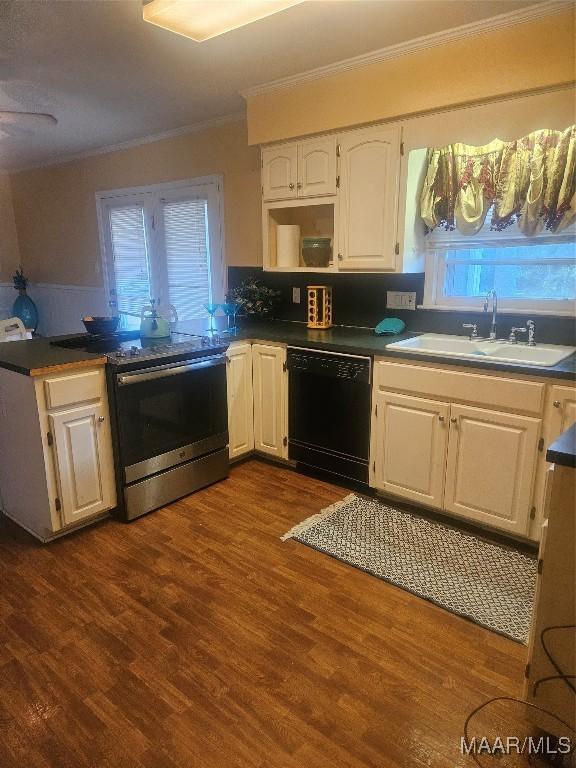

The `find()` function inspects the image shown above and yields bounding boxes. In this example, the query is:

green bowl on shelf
[302,237,332,268]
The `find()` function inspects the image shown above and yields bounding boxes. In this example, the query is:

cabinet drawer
[44,370,104,409]
[374,360,545,415]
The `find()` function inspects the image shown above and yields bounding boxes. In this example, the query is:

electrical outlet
[386,291,417,310]
[292,287,301,304]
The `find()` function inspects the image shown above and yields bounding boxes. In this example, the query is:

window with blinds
[98,178,224,328]
[108,205,151,319]
[162,198,211,320]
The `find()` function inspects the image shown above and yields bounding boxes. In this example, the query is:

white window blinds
[98,177,224,326]
[162,198,210,320]
[108,205,152,318]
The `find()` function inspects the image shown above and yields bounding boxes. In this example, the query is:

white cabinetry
[547,384,576,439]
[336,125,401,271]
[372,391,448,509]
[444,405,540,535]
[371,359,545,537]
[252,343,288,459]
[226,343,254,460]
[49,402,115,526]
[0,365,116,542]
[262,136,336,202]
[297,136,337,198]
[262,144,298,201]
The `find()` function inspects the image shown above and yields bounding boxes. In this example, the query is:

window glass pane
[444,262,576,299]
[109,205,151,328]
[446,241,576,261]
[162,198,210,321]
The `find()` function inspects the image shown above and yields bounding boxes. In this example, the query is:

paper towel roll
[276,225,300,268]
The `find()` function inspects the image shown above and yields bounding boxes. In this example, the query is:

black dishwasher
[287,347,371,484]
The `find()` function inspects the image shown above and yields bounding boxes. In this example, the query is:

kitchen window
[97,176,224,326]
[423,226,576,315]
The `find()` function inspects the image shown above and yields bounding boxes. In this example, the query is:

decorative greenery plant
[12,268,29,292]
[226,278,281,317]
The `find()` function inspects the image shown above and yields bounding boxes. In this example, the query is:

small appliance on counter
[140,299,177,339]
[307,285,333,329]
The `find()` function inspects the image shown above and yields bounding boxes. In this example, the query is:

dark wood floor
[0,459,526,768]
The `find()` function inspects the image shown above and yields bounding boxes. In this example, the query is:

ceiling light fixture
[143,0,305,42]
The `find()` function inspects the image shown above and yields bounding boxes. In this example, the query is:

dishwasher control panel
[287,348,371,383]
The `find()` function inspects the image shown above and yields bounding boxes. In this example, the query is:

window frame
[422,227,576,316]
[96,175,225,321]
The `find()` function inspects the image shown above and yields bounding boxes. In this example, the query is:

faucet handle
[509,327,527,343]
[462,323,478,339]
[526,319,536,346]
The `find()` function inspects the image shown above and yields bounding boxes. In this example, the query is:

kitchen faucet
[484,290,498,340]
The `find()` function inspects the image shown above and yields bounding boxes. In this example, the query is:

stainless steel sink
[385,334,575,367]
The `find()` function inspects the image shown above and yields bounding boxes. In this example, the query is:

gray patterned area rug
[282,494,537,643]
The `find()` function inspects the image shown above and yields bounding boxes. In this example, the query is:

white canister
[276,225,300,268]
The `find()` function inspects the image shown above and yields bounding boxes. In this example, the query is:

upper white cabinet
[226,343,255,460]
[337,125,401,271]
[49,402,115,526]
[262,136,336,202]
[252,343,288,459]
[262,144,298,201]
[297,136,337,198]
[444,405,540,536]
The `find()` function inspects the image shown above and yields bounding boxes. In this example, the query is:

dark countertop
[175,318,576,381]
[0,336,106,376]
[546,423,576,468]
[1,319,575,380]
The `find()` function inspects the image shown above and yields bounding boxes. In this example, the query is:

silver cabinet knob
[553,400,561,408]
[296,182,302,189]
[288,183,295,190]
[450,417,458,424]
[98,416,105,423]
[338,253,343,261]
[438,415,445,422]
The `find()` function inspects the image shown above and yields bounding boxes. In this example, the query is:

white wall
[0,282,108,336]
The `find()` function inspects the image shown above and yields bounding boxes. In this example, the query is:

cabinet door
[252,344,287,459]
[262,144,298,201]
[548,385,576,441]
[444,405,541,535]
[49,403,116,526]
[372,390,449,509]
[337,125,401,271]
[226,343,254,460]
[297,136,337,198]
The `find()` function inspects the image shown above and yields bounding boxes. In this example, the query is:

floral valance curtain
[420,125,576,236]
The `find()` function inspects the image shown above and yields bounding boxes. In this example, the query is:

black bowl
[82,316,120,335]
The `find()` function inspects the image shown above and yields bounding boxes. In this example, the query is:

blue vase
[12,290,39,333]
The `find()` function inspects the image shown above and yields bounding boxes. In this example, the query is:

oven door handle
[117,354,226,386]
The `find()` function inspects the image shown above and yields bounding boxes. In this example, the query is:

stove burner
[51,330,227,367]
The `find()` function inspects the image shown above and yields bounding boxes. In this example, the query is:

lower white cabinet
[371,360,548,538]
[49,402,115,526]
[0,364,116,542]
[547,384,576,441]
[226,343,254,460]
[372,390,449,509]
[444,405,540,535]
[252,343,288,459]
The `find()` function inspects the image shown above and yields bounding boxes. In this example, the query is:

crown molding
[10,110,246,173]
[241,0,574,99]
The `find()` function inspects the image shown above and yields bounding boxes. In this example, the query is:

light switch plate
[386,291,417,310]
[292,287,301,304]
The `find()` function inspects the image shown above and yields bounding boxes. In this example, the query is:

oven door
[115,354,228,482]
